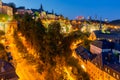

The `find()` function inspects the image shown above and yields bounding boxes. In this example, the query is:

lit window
[108,69,110,73]
[105,68,107,71]
[117,75,119,79]
[113,73,115,77]
[95,63,97,65]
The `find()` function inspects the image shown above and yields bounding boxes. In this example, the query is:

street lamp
[81,64,86,72]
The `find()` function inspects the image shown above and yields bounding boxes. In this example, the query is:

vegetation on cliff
[13,13,90,80]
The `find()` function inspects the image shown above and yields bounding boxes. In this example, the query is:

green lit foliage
[0,14,11,21]
[34,11,40,17]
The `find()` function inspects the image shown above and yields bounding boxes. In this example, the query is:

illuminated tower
[39,4,44,12]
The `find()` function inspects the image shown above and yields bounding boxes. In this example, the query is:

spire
[40,4,44,12]
[52,9,54,14]
[99,17,102,30]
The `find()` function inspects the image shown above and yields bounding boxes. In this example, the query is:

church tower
[39,4,44,12]
[52,9,54,14]
[99,17,102,30]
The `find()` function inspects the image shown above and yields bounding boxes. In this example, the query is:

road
[6,35,42,80]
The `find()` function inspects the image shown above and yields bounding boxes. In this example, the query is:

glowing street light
[81,64,86,72]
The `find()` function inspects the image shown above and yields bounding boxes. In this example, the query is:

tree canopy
[13,13,90,80]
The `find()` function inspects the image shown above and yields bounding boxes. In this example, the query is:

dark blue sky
[3,0,120,21]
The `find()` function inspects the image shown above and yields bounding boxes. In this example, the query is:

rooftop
[93,30,120,39]
[75,46,93,60]
[91,40,113,49]
[0,60,19,79]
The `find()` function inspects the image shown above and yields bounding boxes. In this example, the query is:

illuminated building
[89,30,120,44]
[0,0,13,16]
[75,40,120,80]
[15,7,33,15]
[31,4,61,20]
[76,16,85,20]
[0,21,17,34]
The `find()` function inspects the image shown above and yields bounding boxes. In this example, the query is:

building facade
[75,40,120,80]
[0,21,17,34]
[0,0,13,16]
[89,30,120,44]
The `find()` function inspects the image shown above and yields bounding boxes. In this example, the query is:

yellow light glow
[0,39,5,43]
[81,64,86,72]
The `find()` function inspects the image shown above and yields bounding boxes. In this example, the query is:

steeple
[39,4,44,12]
[99,17,102,30]
[52,9,54,14]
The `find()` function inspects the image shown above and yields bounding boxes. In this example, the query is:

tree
[0,30,5,36]
[48,21,61,36]
[47,21,63,55]
[0,43,7,61]
[0,43,4,50]
[13,15,90,79]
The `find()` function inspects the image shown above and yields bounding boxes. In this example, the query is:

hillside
[4,14,90,80]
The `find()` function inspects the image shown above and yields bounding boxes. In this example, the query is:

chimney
[119,55,120,63]
[108,53,111,61]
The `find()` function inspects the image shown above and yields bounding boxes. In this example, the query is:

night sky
[2,0,120,21]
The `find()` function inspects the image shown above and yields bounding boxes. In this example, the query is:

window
[105,68,107,72]
[117,75,119,79]
[108,69,110,73]
[95,63,97,66]
[113,73,115,77]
